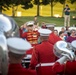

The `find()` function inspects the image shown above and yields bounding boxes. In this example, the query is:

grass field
[14,16,76,27]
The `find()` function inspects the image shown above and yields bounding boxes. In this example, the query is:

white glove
[61,53,71,60]
[61,52,75,61]
[56,56,68,64]
[56,52,75,64]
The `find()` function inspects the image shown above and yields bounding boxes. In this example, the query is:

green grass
[14,16,76,27]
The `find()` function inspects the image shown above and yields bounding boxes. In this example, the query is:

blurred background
[0,0,76,26]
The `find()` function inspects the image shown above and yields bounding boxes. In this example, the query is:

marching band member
[0,13,20,75]
[29,29,57,75]
[52,40,76,75]
[19,21,39,54]
[46,24,62,45]
[7,37,37,75]
[52,59,76,75]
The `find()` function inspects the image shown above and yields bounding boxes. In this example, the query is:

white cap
[69,27,76,30]
[26,21,34,26]
[7,37,32,54]
[38,28,52,36]
[46,24,55,28]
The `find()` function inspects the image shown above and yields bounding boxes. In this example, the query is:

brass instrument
[0,14,19,75]
[54,41,75,64]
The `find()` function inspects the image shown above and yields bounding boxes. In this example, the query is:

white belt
[36,62,55,67]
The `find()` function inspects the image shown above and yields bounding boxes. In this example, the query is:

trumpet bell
[0,14,19,37]
[54,41,68,58]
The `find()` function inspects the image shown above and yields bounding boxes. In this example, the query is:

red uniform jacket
[8,64,37,75]
[29,41,57,75]
[48,32,62,45]
[52,61,76,75]
[20,29,39,45]
[19,29,39,54]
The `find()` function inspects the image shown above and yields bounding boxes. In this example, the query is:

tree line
[0,0,76,17]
